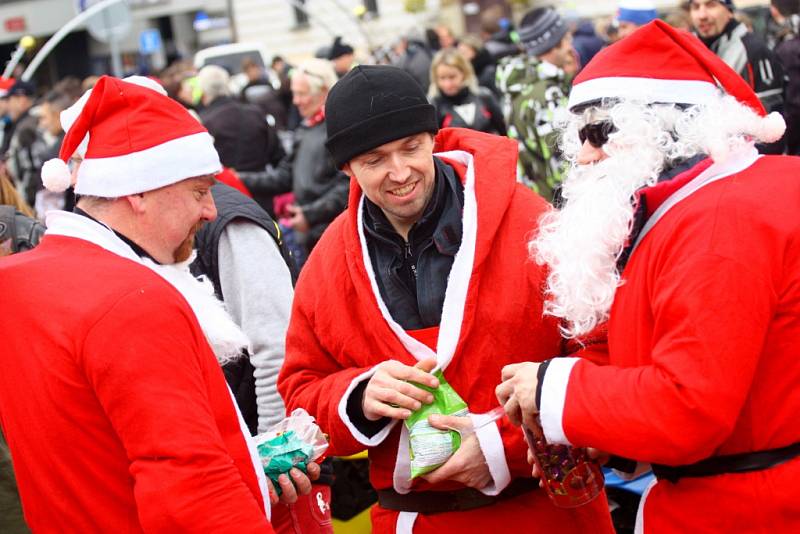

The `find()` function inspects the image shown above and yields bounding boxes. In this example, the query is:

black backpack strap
[261,217,299,285]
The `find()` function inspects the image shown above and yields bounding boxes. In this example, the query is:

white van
[194,43,282,95]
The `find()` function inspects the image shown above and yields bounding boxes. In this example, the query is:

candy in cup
[523,425,604,508]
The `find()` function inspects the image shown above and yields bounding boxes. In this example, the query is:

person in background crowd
[457,34,501,96]
[616,0,659,39]
[278,64,614,534]
[435,24,457,49]
[770,0,800,154]
[392,28,435,91]
[571,18,606,69]
[0,75,283,531]
[237,59,349,258]
[32,90,75,218]
[496,7,573,202]
[429,49,506,135]
[689,0,786,153]
[3,81,38,206]
[665,7,693,31]
[328,37,356,78]
[197,65,286,206]
[480,5,521,62]
[240,57,291,133]
[498,20,800,533]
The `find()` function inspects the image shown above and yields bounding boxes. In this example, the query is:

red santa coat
[278,128,613,533]
[0,219,273,532]
[540,148,800,532]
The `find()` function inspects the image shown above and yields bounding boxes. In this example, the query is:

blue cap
[617,1,658,26]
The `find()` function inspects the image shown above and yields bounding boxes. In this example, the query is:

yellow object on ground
[331,451,372,533]
[332,505,372,534]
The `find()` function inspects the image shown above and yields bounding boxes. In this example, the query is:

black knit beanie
[325,65,439,168]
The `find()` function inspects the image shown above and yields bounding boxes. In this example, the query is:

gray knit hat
[518,7,569,57]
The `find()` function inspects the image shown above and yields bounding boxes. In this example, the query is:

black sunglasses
[578,120,617,148]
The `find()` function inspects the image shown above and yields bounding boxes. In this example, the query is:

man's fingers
[374,386,425,411]
[277,473,298,504]
[503,395,522,426]
[521,410,539,432]
[306,461,321,481]
[363,398,411,420]
[500,363,523,381]
[414,358,438,372]
[377,360,439,389]
[392,380,435,405]
[266,479,279,505]
[290,467,313,496]
[428,414,473,433]
[495,380,513,405]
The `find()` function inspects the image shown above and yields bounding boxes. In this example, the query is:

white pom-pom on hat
[41,158,72,192]
[757,111,786,143]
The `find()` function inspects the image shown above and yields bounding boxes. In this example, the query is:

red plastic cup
[524,426,604,508]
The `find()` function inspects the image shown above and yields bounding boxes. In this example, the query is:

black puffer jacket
[198,96,285,172]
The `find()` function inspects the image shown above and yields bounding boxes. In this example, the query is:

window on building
[364,0,379,16]
[293,0,310,29]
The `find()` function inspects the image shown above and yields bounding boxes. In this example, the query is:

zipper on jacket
[405,240,418,279]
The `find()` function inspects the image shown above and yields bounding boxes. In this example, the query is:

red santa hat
[41,75,221,197]
[0,77,14,98]
[568,20,785,141]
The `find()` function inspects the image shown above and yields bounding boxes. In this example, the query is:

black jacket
[776,34,800,154]
[432,87,506,136]
[238,119,349,251]
[363,157,463,329]
[198,96,285,172]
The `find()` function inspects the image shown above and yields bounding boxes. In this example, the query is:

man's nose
[203,194,218,222]
[386,153,411,182]
[576,139,606,165]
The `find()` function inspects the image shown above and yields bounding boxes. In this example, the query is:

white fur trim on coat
[469,413,512,495]
[539,357,580,446]
[337,366,400,447]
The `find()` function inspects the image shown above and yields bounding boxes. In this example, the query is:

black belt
[652,441,800,483]
[377,478,539,514]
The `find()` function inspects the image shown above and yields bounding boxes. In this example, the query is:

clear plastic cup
[524,426,604,508]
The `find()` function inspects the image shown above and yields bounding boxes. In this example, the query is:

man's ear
[125,193,147,214]
[342,163,354,179]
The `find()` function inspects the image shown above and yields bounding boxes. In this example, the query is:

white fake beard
[531,144,662,338]
[141,252,250,366]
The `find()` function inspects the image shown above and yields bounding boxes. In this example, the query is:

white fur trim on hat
[74,132,221,197]
[41,158,72,192]
[568,76,721,110]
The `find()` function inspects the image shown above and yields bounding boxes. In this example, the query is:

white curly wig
[530,92,784,338]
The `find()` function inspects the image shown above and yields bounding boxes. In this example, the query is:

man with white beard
[0,76,287,532]
[497,20,800,532]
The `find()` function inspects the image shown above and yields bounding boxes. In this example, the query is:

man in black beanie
[278,65,613,533]
[328,36,355,78]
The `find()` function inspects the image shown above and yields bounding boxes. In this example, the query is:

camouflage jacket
[496,55,572,201]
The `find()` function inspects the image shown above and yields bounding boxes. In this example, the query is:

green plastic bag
[254,408,329,495]
[256,430,313,494]
[405,370,469,478]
